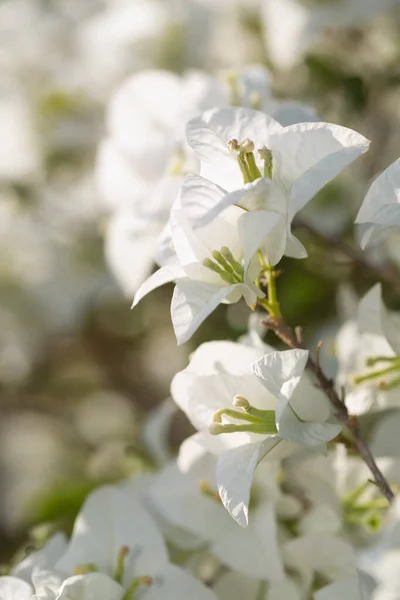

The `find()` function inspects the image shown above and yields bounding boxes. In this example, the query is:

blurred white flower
[262,0,400,70]
[314,571,376,600]
[55,485,217,600]
[356,158,400,249]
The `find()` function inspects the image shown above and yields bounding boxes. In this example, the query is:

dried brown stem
[265,315,395,505]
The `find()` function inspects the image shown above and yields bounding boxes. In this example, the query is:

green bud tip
[233,395,250,410]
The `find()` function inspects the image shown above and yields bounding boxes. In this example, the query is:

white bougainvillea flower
[261,0,400,70]
[0,576,32,600]
[132,202,282,344]
[314,571,376,600]
[185,107,369,264]
[336,283,400,414]
[355,158,400,249]
[252,349,342,447]
[55,485,217,600]
[171,341,340,525]
[149,448,285,580]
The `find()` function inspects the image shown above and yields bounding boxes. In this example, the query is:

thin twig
[294,219,400,292]
[264,315,395,505]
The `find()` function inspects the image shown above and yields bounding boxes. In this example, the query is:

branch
[265,315,395,505]
[294,219,400,292]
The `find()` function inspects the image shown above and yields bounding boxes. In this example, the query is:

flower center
[228,138,273,183]
[351,355,400,390]
[209,395,277,436]
[199,480,222,504]
[112,546,153,599]
[203,247,244,284]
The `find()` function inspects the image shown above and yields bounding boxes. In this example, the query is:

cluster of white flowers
[4,0,400,599]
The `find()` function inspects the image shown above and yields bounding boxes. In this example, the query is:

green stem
[352,363,400,385]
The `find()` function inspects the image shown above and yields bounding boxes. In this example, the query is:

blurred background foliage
[1,0,400,568]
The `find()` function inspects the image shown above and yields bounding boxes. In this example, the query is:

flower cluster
[4,1,400,599]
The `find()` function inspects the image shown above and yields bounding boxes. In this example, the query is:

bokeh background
[1,0,400,567]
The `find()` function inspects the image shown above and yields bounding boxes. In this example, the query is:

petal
[314,571,376,600]
[105,213,159,296]
[238,209,286,269]
[216,438,285,526]
[56,486,168,583]
[356,159,400,225]
[13,533,68,581]
[144,564,217,600]
[283,534,356,581]
[183,339,266,376]
[0,577,32,600]
[284,231,308,259]
[171,280,239,345]
[212,502,284,580]
[132,264,185,308]
[278,406,341,447]
[176,174,227,226]
[358,284,400,355]
[55,573,123,600]
[148,461,231,543]
[269,122,370,219]
[252,349,309,398]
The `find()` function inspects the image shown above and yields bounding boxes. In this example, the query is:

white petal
[277,404,341,447]
[149,461,231,543]
[144,564,217,600]
[132,264,185,308]
[284,231,308,259]
[176,174,227,226]
[283,534,356,581]
[213,572,258,600]
[56,486,168,583]
[356,158,400,227]
[12,533,68,581]
[238,209,286,269]
[55,573,122,600]
[105,212,159,296]
[216,438,284,526]
[212,502,284,580]
[314,571,376,600]
[269,122,370,219]
[252,349,309,398]
[143,399,177,465]
[183,339,267,376]
[0,576,32,600]
[171,280,239,344]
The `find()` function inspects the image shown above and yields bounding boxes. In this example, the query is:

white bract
[55,484,217,600]
[185,106,370,265]
[356,158,400,249]
[314,571,376,600]
[171,340,341,525]
[132,200,280,344]
[149,449,285,580]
